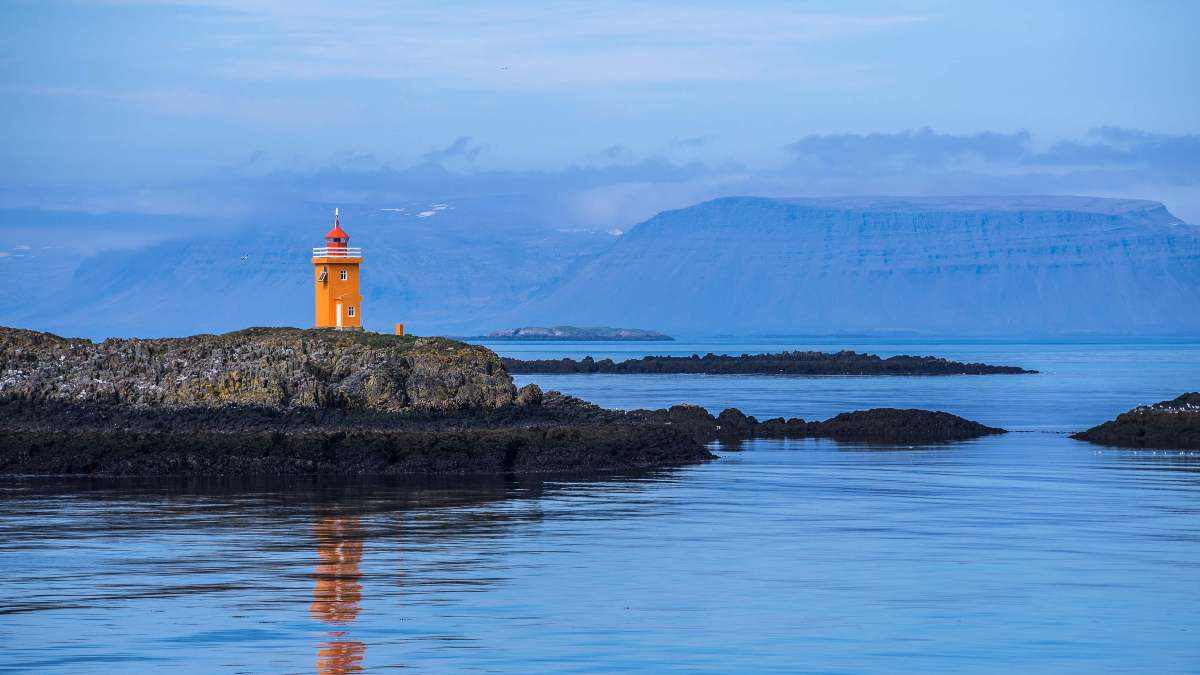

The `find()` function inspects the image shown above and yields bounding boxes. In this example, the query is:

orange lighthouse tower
[313,208,364,330]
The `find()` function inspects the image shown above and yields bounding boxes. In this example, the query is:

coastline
[0,326,1012,477]
[0,391,1006,476]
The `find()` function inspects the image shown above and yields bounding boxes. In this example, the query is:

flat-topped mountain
[509,195,1200,336]
[485,326,672,341]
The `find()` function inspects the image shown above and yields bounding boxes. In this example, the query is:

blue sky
[2,0,1199,224]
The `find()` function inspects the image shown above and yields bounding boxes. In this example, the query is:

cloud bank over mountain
[786,127,1200,181]
[773,127,1200,221]
[7,126,1196,235]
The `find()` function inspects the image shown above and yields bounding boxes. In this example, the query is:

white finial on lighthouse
[334,207,339,225]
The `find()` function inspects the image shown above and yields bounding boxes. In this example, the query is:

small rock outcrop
[804,408,1006,443]
[1072,393,1200,450]
[515,383,544,406]
[536,393,1006,445]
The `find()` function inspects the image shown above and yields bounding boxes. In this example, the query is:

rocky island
[502,351,1035,375]
[484,326,673,341]
[0,326,1004,476]
[1072,393,1200,450]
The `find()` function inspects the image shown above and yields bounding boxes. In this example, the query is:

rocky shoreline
[502,351,1035,375]
[0,390,1005,476]
[0,326,1006,476]
[1072,393,1200,450]
[0,422,708,476]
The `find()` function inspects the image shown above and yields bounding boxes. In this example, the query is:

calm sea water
[2,338,1198,673]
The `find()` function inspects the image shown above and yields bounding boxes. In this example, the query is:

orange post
[394,323,405,336]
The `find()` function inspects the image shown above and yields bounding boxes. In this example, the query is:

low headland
[502,351,1036,375]
[1072,393,1200,450]
[483,326,673,341]
[0,326,1004,477]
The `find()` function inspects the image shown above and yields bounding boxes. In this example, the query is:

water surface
[2,339,1198,672]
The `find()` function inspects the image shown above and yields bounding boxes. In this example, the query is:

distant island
[484,326,673,341]
[0,326,1003,476]
[1072,393,1200,450]
[502,351,1036,375]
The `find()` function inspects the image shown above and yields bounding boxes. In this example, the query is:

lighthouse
[313,208,364,330]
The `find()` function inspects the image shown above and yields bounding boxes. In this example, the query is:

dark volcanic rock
[0,394,716,477]
[809,408,1005,443]
[0,326,714,476]
[502,351,1035,375]
[1072,393,1200,450]
[716,408,756,437]
[515,383,544,406]
[530,393,1004,445]
[0,326,517,412]
[0,425,709,477]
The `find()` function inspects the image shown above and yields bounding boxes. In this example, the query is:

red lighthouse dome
[324,208,350,248]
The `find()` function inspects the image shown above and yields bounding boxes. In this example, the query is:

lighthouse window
[339,270,348,281]
[347,306,356,317]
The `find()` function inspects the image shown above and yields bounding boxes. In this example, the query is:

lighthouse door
[336,302,343,328]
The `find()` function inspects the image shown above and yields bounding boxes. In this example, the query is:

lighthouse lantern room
[313,208,364,330]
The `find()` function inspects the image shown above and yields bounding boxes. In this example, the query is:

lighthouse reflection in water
[310,517,366,674]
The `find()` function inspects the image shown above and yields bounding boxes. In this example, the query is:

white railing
[312,247,363,258]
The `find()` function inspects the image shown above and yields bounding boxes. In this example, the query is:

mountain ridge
[504,195,1200,336]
